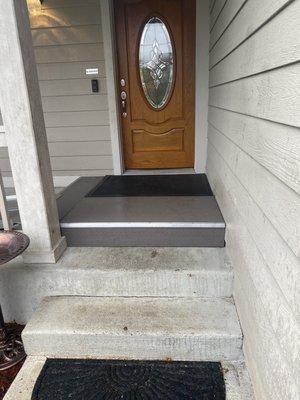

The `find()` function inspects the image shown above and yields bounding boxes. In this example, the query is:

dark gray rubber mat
[87,174,213,197]
[32,359,226,399]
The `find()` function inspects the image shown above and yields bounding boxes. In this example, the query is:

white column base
[22,236,67,264]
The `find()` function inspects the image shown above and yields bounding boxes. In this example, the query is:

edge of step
[22,296,243,362]
[0,247,233,324]
[4,356,254,400]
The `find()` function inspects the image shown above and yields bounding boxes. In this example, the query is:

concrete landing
[0,247,233,324]
[4,357,254,400]
[60,197,225,247]
[22,296,243,361]
[1,176,226,247]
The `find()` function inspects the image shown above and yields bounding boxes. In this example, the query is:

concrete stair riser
[0,248,233,324]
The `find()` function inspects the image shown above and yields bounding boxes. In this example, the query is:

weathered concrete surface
[0,247,233,324]
[22,296,243,361]
[3,356,46,400]
[4,357,254,400]
[223,361,255,400]
[0,0,66,263]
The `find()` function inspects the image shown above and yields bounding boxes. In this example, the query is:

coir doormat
[32,359,226,399]
[87,174,213,197]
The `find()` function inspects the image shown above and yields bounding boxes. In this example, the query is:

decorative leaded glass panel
[139,17,174,109]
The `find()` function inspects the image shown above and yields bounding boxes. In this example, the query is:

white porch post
[0,0,67,263]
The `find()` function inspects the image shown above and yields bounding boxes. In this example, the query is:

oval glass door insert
[139,16,174,109]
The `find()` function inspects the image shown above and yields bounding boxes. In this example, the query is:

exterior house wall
[0,0,114,182]
[207,0,300,399]
[0,0,210,182]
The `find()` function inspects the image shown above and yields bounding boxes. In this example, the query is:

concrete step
[59,181,225,247]
[4,357,254,400]
[0,247,233,324]
[22,296,243,361]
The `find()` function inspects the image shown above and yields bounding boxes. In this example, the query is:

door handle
[121,91,127,118]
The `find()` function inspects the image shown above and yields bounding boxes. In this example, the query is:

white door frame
[100,0,209,175]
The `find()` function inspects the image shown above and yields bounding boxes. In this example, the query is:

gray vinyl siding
[0,0,113,178]
[207,1,300,399]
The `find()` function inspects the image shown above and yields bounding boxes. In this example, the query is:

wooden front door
[114,0,196,169]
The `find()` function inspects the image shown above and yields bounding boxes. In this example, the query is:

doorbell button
[91,79,99,93]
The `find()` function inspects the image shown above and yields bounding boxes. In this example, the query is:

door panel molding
[132,128,184,153]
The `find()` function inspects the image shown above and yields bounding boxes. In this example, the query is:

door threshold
[123,168,196,176]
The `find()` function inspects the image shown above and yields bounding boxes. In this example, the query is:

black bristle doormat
[32,359,226,400]
[87,174,213,197]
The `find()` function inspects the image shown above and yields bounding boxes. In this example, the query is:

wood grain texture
[210,0,246,49]
[236,279,300,400]
[207,140,300,317]
[207,3,300,390]
[209,0,292,68]
[209,63,300,127]
[210,0,216,13]
[208,107,300,194]
[209,124,300,256]
[210,1,300,86]
[235,271,300,386]
[210,0,226,30]
[243,339,268,400]
[115,0,195,169]
[132,129,184,153]
[207,147,300,370]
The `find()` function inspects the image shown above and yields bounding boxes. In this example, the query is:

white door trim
[194,0,209,173]
[100,0,209,175]
[100,0,124,175]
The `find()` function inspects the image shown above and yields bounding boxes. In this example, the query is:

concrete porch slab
[0,247,233,324]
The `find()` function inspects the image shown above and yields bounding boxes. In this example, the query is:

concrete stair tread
[1,248,233,323]
[5,247,231,272]
[57,247,232,272]
[23,296,242,361]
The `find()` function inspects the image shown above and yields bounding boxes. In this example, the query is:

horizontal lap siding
[0,0,113,179]
[207,1,300,399]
